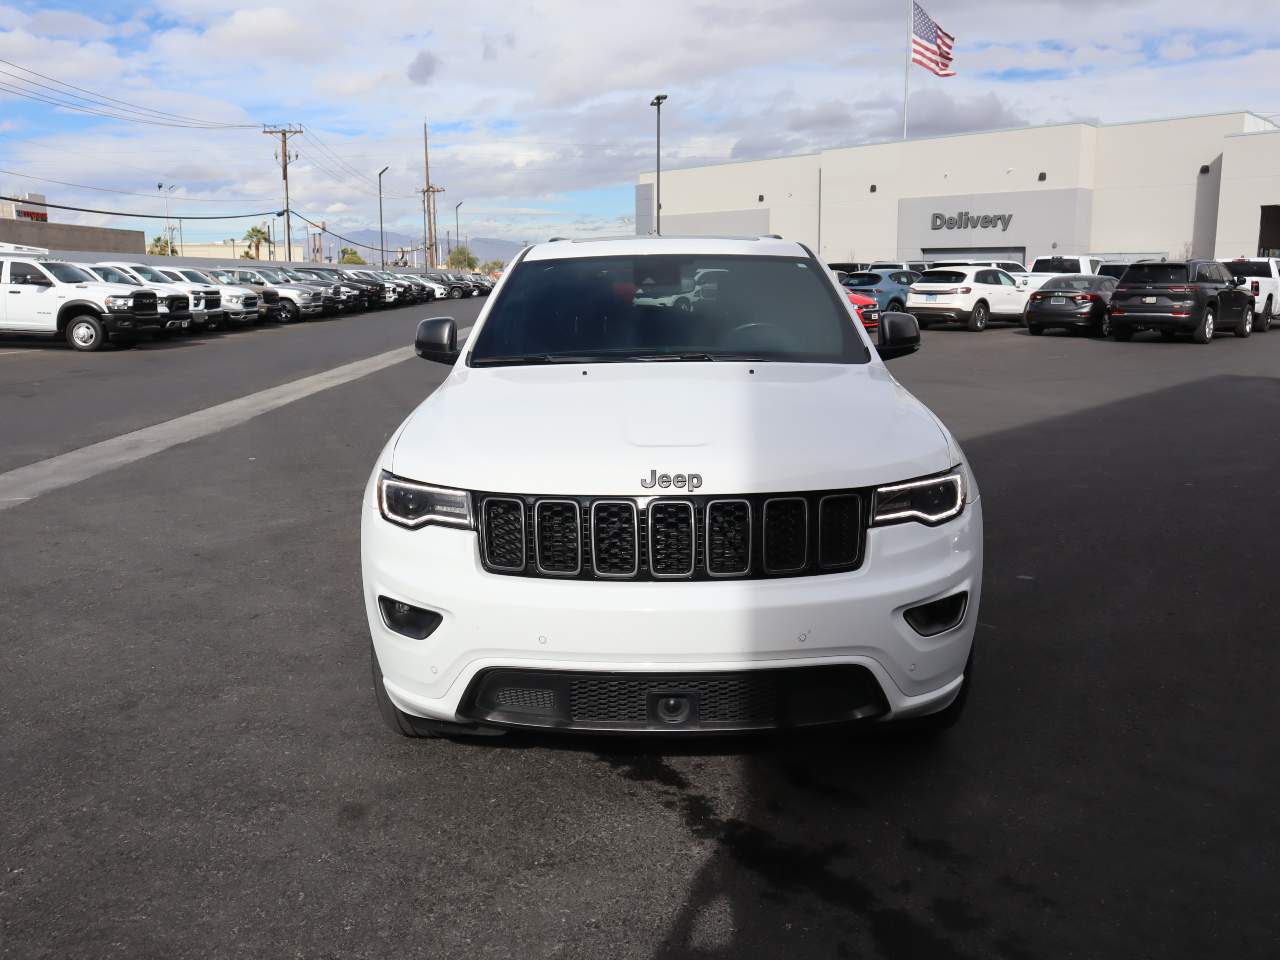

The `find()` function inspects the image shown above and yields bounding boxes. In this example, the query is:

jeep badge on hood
[640,470,702,490]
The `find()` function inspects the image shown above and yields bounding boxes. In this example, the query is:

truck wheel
[887,299,904,312]
[1234,306,1253,338]
[1193,307,1215,344]
[284,301,301,324]
[65,314,106,352]
[1097,315,1113,338]
[1260,297,1273,332]
[966,301,989,332]
[449,287,462,299]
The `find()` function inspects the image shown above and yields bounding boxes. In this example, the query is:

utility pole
[263,125,302,262]
[422,121,437,268]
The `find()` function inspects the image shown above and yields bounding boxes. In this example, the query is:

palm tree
[243,225,270,260]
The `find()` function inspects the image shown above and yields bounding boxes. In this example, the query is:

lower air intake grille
[461,666,889,731]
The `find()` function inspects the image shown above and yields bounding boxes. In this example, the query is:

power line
[0,80,250,129]
[292,210,424,256]
[0,58,258,129]
[0,166,278,203]
[0,195,281,220]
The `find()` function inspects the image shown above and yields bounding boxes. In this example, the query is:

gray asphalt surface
[2,310,1278,959]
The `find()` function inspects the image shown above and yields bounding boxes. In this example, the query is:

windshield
[1098,264,1128,278]
[129,265,170,283]
[88,266,139,285]
[256,269,285,283]
[469,254,870,366]
[178,269,215,284]
[1031,257,1082,273]
[1228,261,1273,278]
[1122,264,1189,284]
[918,270,968,284]
[44,262,95,283]
[208,270,236,283]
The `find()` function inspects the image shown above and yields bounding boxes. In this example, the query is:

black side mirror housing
[877,311,920,361]
[415,316,459,363]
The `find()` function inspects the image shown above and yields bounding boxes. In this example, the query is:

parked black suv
[1108,260,1254,343]
[426,272,469,299]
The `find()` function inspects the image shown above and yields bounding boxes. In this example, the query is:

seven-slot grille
[473,491,866,581]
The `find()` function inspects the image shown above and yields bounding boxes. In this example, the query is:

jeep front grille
[474,490,866,581]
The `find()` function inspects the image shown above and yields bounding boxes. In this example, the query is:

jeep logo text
[640,469,702,491]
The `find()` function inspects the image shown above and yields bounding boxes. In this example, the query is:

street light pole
[377,165,390,269]
[454,201,463,266]
[649,94,667,236]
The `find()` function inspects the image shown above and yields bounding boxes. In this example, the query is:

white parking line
[0,345,416,512]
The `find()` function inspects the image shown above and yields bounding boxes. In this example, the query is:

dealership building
[635,111,1280,264]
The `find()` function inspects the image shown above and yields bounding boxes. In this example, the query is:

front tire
[967,301,989,332]
[887,299,904,312]
[284,301,301,324]
[1193,307,1215,344]
[371,644,437,738]
[1234,306,1253,338]
[449,287,462,299]
[65,314,106,352]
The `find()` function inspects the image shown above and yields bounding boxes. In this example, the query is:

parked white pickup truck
[1019,255,1105,293]
[1225,258,1279,331]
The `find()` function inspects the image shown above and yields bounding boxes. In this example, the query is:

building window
[757,194,764,202]
[869,184,877,193]
[1037,172,1047,182]
[1199,164,1211,175]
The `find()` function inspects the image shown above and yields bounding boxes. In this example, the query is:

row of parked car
[832,255,1279,344]
[0,242,494,352]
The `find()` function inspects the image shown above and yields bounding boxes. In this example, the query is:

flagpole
[903,0,912,139]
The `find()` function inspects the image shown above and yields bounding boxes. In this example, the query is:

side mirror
[25,275,52,287]
[415,316,459,363]
[877,311,920,361]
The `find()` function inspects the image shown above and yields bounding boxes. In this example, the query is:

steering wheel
[723,321,789,349]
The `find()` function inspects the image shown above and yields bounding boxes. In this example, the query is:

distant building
[636,111,1280,263]
[0,189,146,254]
[0,191,48,223]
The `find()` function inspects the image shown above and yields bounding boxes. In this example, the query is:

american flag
[912,2,956,77]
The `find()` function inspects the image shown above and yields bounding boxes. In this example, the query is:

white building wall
[1216,130,1280,257]
[640,112,1280,262]
[1088,113,1254,259]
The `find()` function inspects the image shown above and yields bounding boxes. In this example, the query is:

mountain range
[335,229,523,266]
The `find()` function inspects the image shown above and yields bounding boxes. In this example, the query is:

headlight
[226,295,243,305]
[377,471,473,530]
[871,468,965,526]
[104,295,133,311]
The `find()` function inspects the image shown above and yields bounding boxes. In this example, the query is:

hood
[390,362,952,495]
[69,281,140,297]
[215,284,258,298]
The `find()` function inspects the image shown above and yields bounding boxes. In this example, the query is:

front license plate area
[926,294,937,302]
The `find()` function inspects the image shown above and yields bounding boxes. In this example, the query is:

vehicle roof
[522,235,809,262]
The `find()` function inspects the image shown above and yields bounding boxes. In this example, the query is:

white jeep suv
[361,236,982,738]
[906,265,1029,331]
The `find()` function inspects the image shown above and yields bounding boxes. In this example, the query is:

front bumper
[222,306,255,324]
[103,312,162,334]
[361,496,983,732]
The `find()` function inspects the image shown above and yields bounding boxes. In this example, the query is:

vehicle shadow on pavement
[567,373,1279,960]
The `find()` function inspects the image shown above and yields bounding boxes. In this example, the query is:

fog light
[903,592,968,637]
[378,596,443,640]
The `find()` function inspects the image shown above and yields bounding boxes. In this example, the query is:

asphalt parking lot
[2,308,1278,959]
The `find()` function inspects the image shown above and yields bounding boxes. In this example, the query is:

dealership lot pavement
[2,310,1278,959]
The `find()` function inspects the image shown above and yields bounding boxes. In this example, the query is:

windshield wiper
[625,352,717,362]
[470,354,601,367]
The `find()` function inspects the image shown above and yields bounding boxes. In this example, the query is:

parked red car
[846,290,881,331]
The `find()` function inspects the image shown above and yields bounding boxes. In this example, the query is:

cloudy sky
[1,0,1278,249]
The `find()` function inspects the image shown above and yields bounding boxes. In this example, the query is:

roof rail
[547,236,569,242]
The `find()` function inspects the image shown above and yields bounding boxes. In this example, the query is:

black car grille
[461,665,888,731]
[131,291,158,314]
[243,295,258,310]
[473,490,867,581]
[165,295,188,314]
[205,292,221,310]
